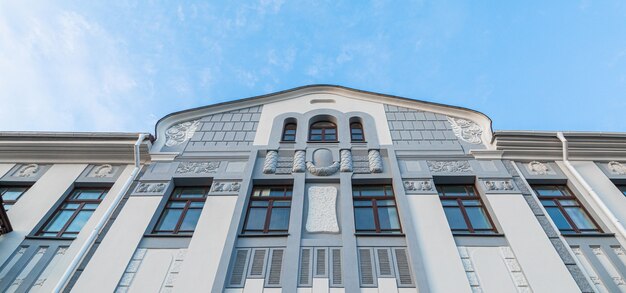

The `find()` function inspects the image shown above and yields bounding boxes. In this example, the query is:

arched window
[309,121,337,142]
[350,122,365,142]
[282,123,297,141]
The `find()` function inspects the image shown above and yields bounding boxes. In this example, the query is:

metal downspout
[556,132,626,241]
[53,133,147,292]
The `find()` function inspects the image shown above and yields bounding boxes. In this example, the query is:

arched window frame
[282,123,297,142]
[309,121,337,142]
[350,122,365,142]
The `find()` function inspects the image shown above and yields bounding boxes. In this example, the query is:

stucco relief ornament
[484,180,515,191]
[528,161,550,175]
[211,182,241,193]
[368,149,383,173]
[292,150,306,173]
[306,161,340,176]
[165,120,200,147]
[427,161,472,173]
[306,186,339,233]
[262,150,279,174]
[404,180,433,192]
[17,164,39,177]
[447,117,483,144]
[92,164,113,177]
[176,161,220,174]
[608,161,626,175]
[135,182,168,193]
[340,149,353,172]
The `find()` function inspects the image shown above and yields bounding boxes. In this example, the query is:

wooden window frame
[309,121,338,142]
[0,186,30,211]
[37,188,108,238]
[350,122,365,142]
[152,186,209,235]
[352,185,402,234]
[436,184,497,234]
[532,184,601,234]
[282,123,297,142]
[243,186,293,234]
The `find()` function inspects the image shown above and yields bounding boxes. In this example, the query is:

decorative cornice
[448,116,483,144]
[165,120,200,147]
[427,160,472,173]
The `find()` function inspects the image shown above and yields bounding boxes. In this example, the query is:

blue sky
[2,1,626,133]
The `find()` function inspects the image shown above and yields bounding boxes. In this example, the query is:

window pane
[189,202,205,208]
[269,188,288,197]
[250,201,269,207]
[272,200,291,207]
[377,207,400,230]
[557,200,578,206]
[443,207,468,231]
[2,188,26,201]
[310,135,322,141]
[155,209,183,231]
[324,134,336,140]
[441,200,459,207]
[178,188,206,198]
[534,186,565,196]
[376,200,396,206]
[43,210,75,233]
[4,203,13,211]
[358,186,385,197]
[180,209,202,231]
[541,200,557,207]
[269,208,290,230]
[354,208,376,231]
[311,129,322,134]
[83,203,100,210]
[169,202,187,208]
[66,210,94,232]
[325,128,336,134]
[73,189,105,200]
[245,208,267,231]
[564,207,598,230]
[465,207,493,230]
[438,186,467,197]
[545,207,573,231]
[353,200,373,207]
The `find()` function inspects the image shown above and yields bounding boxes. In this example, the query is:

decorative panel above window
[532,185,601,234]
[37,188,109,238]
[436,184,497,234]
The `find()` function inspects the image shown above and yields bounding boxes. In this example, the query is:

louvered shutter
[393,248,415,287]
[248,248,268,278]
[265,248,284,287]
[358,248,376,287]
[330,248,343,287]
[299,248,313,287]
[314,248,327,277]
[376,248,394,277]
[228,249,249,287]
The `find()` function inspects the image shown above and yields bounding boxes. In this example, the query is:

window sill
[238,233,289,238]
[351,141,367,144]
[306,141,339,143]
[25,235,75,241]
[354,233,405,237]
[561,232,615,237]
[143,234,193,238]
[279,141,296,144]
[453,233,505,237]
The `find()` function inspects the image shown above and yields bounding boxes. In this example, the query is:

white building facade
[0,85,625,292]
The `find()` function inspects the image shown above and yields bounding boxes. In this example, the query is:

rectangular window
[243,186,292,234]
[38,188,108,238]
[153,186,209,235]
[436,184,496,234]
[353,185,402,234]
[532,185,600,234]
[0,186,29,211]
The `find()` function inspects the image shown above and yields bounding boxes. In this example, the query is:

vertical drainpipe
[556,132,626,241]
[53,133,148,292]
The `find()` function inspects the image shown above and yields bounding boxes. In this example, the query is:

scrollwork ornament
[448,116,483,144]
[17,164,39,177]
[91,164,113,177]
[608,161,626,175]
[135,182,168,193]
[528,161,550,175]
[484,180,515,191]
[427,161,472,173]
[211,181,241,193]
[165,120,200,147]
[404,180,433,192]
